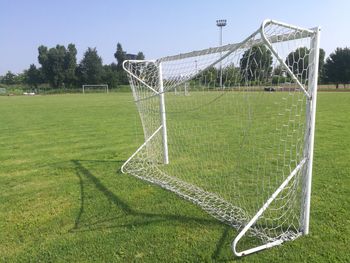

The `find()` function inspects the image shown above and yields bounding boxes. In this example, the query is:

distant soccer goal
[174,82,190,96]
[0,88,6,94]
[82,84,108,94]
[122,19,320,256]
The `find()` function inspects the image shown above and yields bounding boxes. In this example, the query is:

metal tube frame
[121,125,163,173]
[121,19,320,257]
[158,62,169,164]
[232,158,306,256]
[301,26,321,235]
[219,25,223,88]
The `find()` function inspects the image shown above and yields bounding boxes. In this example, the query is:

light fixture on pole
[216,19,227,88]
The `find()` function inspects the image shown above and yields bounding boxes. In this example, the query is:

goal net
[82,84,108,94]
[122,19,320,256]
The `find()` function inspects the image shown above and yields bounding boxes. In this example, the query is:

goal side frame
[232,19,321,256]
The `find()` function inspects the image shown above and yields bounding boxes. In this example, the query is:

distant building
[126,54,137,60]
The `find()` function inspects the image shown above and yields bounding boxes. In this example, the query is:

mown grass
[0,92,349,262]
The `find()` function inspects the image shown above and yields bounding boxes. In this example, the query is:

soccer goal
[122,19,320,256]
[0,87,6,94]
[174,82,190,96]
[82,84,108,94]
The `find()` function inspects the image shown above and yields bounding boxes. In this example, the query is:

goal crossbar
[159,20,315,63]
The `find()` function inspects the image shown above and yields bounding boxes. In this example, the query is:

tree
[37,44,77,88]
[273,65,285,76]
[102,63,119,88]
[285,47,309,81]
[200,67,218,86]
[25,64,42,88]
[77,47,104,84]
[222,65,241,86]
[38,45,66,88]
[13,73,26,85]
[38,45,49,80]
[114,43,126,70]
[285,47,325,83]
[1,71,16,85]
[324,47,350,88]
[64,44,77,87]
[240,44,273,83]
[318,48,325,83]
[136,51,145,60]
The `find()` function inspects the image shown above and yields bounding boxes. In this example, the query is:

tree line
[199,46,350,88]
[0,43,144,89]
[1,44,350,89]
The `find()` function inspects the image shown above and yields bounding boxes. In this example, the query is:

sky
[1,0,350,75]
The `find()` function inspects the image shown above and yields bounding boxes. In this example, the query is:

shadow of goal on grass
[70,159,235,261]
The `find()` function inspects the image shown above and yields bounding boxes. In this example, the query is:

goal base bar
[232,158,306,256]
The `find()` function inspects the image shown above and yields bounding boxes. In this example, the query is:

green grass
[0,93,349,262]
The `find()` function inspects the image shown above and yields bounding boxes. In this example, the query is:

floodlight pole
[216,19,227,88]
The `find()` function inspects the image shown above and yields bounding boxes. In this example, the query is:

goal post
[122,19,320,256]
[82,84,109,94]
[175,82,190,96]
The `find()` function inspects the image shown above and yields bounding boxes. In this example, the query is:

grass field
[0,92,349,262]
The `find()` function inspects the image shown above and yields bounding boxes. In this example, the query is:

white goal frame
[121,19,320,257]
[82,84,109,94]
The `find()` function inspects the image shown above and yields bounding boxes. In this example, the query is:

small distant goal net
[82,84,108,94]
[122,20,320,256]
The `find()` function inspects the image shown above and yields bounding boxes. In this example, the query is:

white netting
[122,20,318,250]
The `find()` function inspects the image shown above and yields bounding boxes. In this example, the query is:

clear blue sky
[1,0,349,75]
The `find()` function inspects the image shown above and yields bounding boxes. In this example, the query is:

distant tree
[222,65,241,86]
[16,73,26,84]
[285,47,325,83]
[37,44,77,88]
[136,52,145,60]
[25,64,42,88]
[200,67,218,86]
[38,45,49,80]
[273,65,285,76]
[285,47,309,81]
[38,45,66,88]
[324,47,350,88]
[77,47,104,84]
[102,63,119,88]
[271,65,291,84]
[1,71,16,85]
[116,70,129,85]
[114,43,126,70]
[240,44,273,83]
[318,48,325,83]
[64,44,77,87]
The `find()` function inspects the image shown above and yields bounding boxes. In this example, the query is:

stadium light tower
[216,19,227,88]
